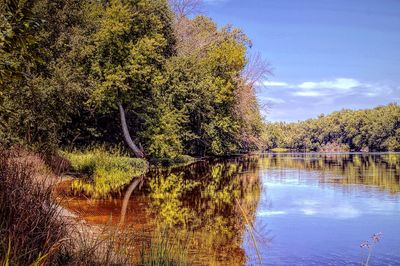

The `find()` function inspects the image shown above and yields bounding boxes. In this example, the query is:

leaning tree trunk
[118,102,145,158]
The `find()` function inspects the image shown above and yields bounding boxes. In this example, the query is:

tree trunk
[118,102,145,158]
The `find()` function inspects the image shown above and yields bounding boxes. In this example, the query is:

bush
[0,148,70,265]
[151,154,196,167]
[63,148,148,198]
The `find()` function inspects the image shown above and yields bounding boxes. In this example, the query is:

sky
[202,0,400,122]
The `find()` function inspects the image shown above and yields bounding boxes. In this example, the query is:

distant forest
[263,103,400,152]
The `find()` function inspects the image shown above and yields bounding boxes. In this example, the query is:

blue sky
[203,0,400,122]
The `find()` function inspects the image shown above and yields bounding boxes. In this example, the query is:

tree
[85,0,175,158]
[0,0,90,150]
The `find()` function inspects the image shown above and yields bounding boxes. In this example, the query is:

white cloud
[293,90,325,97]
[301,208,317,215]
[365,92,379,97]
[257,210,287,217]
[258,95,285,104]
[262,81,290,87]
[260,77,394,99]
[298,78,361,90]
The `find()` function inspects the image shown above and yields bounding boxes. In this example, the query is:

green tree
[85,0,175,158]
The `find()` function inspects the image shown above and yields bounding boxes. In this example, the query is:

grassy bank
[0,147,189,265]
[63,148,148,199]
[270,147,289,152]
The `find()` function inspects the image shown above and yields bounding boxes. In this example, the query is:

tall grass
[67,225,189,266]
[138,227,189,266]
[63,148,148,198]
[0,148,70,265]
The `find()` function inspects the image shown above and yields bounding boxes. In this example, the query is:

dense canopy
[0,0,266,159]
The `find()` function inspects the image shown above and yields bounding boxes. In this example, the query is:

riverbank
[0,147,192,265]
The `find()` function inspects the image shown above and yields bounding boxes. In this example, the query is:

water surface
[61,153,400,265]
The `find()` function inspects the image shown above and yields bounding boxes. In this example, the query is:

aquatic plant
[64,148,148,198]
[360,232,383,266]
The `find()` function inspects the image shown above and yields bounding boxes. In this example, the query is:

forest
[263,103,400,152]
[0,0,267,160]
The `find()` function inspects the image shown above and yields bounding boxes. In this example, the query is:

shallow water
[61,153,400,265]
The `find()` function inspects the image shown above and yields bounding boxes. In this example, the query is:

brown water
[60,153,400,265]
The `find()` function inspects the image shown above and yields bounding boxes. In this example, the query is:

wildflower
[360,241,370,249]
[372,232,382,243]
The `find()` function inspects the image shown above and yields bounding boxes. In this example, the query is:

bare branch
[242,52,272,88]
[169,0,203,17]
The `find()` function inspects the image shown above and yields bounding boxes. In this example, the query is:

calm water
[62,153,400,265]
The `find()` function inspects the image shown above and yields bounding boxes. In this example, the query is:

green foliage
[65,148,148,198]
[0,0,43,83]
[86,0,174,112]
[0,0,265,158]
[0,0,90,150]
[264,104,400,152]
[161,17,259,156]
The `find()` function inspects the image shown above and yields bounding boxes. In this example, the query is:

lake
[61,153,400,265]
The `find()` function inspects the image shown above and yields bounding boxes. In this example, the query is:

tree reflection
[145,156,262,265]
[259,153,400,194]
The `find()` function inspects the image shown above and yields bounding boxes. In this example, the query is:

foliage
[0,0,266,158]
[0,0,42,83]
[263,103,400,152]
[65,148,148,198]
[0,0,89,151]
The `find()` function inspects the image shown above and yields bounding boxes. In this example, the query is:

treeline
[263,104,400,152]
[0,0,267,159]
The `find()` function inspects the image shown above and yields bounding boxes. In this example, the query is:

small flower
[372,232,382,243]
[360,241,370,249]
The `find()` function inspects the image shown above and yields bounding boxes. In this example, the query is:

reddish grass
[0,147,70,265]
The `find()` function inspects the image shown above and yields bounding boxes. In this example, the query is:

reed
[236,198,263,266]
[138,227,189,266]
[0,148,70,265]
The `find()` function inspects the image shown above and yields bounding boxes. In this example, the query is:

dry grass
[0,147,70,265]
